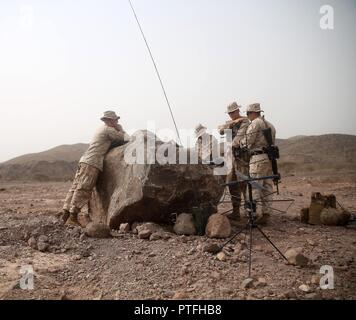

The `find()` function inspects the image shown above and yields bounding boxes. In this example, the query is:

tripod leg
[219,224,248,250]
[255,225,289,262]
[248,223,253,278]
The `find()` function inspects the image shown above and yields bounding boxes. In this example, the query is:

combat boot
[65,211,81,227]
[61,209,70,224]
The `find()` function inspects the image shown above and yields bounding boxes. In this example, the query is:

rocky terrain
[0,173,355,300]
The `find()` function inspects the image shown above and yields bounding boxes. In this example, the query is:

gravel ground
[0,175,355,300]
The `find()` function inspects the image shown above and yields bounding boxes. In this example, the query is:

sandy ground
[0,173,355,300]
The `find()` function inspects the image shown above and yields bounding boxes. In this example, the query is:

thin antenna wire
[128,0,182,145]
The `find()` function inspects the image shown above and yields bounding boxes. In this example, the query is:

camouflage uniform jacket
[79,125,127,171]
[243,117,276,152]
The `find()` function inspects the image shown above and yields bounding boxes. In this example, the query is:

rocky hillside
[277,134,356,174]
[0,144,88,181]
[0,134,355,181]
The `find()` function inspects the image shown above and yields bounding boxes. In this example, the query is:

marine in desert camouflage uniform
[218,102,250,221]
[194,124,219,164]
[62,111,128,227]
[243,103,276,225]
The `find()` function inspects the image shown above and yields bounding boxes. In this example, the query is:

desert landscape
[0,134,355,300]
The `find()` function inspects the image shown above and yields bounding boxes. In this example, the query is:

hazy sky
[0,0,355,162]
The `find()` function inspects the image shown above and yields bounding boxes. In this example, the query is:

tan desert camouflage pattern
[226,102,241,113]
[246,103,262,113]
[232,118,250,148]
[63,163,100,213]
[244,116,276,216]
[79,124,126,171]
[218,117,249,138]
[243,117,276,151]
[223,117,250,212]
[249,154,274,216]
[226,156,249,212]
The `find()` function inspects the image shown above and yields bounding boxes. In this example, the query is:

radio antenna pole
[128,0,182,145]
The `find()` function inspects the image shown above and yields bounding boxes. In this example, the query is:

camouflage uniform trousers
[226,157,249,213]
[249,154,273,216]
[63,163,100,214]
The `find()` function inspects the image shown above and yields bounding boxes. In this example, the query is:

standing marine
[62,110,128,227]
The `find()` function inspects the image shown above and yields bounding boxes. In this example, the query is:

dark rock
[202,243,221,254]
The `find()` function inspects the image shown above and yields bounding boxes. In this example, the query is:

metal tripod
[219,176,289,278]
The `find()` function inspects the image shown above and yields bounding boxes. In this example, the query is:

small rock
[234,243,243,255]
[173,213,196,235]
[220,287,233,295]
[38,235,49,243]
[205,214,231,239]
[28,237,37,249]
[149,232,161,241]
[138,229,152,239]
[240,278,254,290]
[162,290,175,299]
[216,251,226,261]
[181,266,189,275]
[202,243,221,254]
[311,274,321,285]
[172,291,188,300]
[179,235,188,243]
[298,284,312,293]
[136,223,162,235]
[284,290,297,299]
[211,271,221,280]
[85,223,111,238]
[256,277,267,287]
[284,248,309,267]
[37,242,49,252]
[305,293,318,300]
[119,223,130,233]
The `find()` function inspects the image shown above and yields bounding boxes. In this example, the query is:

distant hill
[0,144,88,181]
[4,144,89,165]
[276,134,356,174]
[0,134,355,181]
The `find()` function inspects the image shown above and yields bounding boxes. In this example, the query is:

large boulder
[89,131,224,229]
